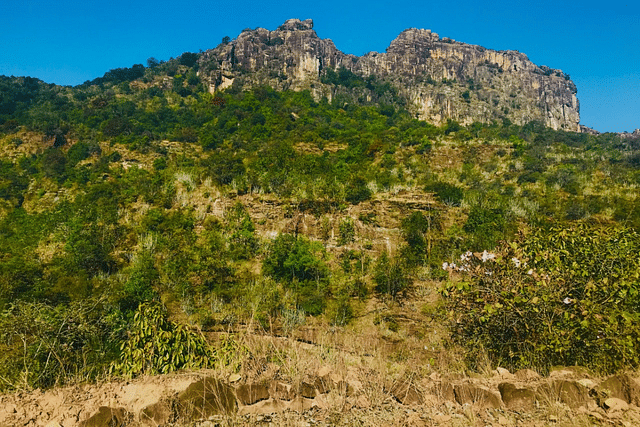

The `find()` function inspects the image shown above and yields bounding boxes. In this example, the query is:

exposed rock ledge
[199,19,580,131]
[3,364,640,426]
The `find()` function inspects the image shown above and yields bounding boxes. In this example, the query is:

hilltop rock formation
[199,19,580,131]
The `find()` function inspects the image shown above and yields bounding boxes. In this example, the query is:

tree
[263,234,327,284]
[262,234,328,314]
[179,52,199,68]
[146,57,160,68]
[373,252,411,298]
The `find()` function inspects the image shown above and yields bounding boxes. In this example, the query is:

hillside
[0,19,640,427]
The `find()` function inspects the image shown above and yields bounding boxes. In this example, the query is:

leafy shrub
[263,234,327,284]
[373,252,412,298]
[119,251,159,312]
[344,176,372,204]
[66,141,101,166]
[425,181,464,206]
[0,300,123,391]
[153,157,167,170]
[179,52,199,68]
[337,218,355,246]
[262,234,328,314]
[400,211,433,266]
[326,296,353,326]
[111,302,217,377]
[463,206,509,250]
[440,223,640,373]
[226,202,258,260]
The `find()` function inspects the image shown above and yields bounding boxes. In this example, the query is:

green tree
[263,234,328,314]
[226,202,258,260]
[373,252,411,298]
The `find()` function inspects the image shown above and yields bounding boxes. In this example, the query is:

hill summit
[198,19,580,131]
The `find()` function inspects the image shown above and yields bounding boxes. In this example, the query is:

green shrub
[326,297,353,326]
[338,218,355,246]
[463,206,509,250]
[262,234,329,314]
[373,252,412,298]
[111,302,217,377]
[226,202,258,260]
[344,176,372,204]
[425,181,464,206]
[263,234,328,284]
[0,300,123,391]
[440,223,640,374]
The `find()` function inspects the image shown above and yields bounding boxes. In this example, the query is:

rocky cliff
[199,19,579,131]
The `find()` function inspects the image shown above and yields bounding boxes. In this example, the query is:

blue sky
[1,0,638,133]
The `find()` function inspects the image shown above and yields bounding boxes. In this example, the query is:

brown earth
[2,330,640,427]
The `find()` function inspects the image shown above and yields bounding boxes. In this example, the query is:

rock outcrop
[6,365,640,426]
[199,18,580,131]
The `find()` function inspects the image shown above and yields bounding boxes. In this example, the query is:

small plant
[338,217,355,246]
[425,181,464,206]
[0,299,122,391]
[111,302,218,377]
[373,252,412,298]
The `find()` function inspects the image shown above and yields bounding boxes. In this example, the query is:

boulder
[79,407,129,427]
[175,377,237,420]
[454,383,502,409]
[430,381,455,403]
[269,381,296,401]
[390,378,424,405]
[238,398,286,415]
[592,373,640,406]
[498,382,536,411]
[514,369,541,381]
[603,397,629,413]
[287,396,314,412]
[540,380,591,409]
[549,366,592,379]
[494,367,515,380]
[299,380,317,399]
[139,400,172,426]
[314,367,338,394]
[235,383,270,406]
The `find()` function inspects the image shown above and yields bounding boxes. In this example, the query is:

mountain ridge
[198,18,580,131]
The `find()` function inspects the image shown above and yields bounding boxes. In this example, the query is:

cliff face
[199,19,579,131]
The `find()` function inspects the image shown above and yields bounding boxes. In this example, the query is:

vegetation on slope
[0,57,639,390]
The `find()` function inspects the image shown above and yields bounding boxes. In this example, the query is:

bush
[440,223,640,373]
[0,300,123,391]
[226,202,258,260]
[373,252,412,298]
[262,234,328,314]
[263,234,327,284]
[344,176,372,204]
[425,181,464,206]
[337,218,355,246]
[111,302,217,377]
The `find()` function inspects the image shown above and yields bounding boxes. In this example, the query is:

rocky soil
[2,340,640,427]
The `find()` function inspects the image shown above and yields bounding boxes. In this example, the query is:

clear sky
[1,0,638,133]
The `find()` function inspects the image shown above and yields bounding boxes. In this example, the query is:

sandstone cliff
[199,19,579,131]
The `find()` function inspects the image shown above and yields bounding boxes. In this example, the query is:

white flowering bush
[440,223,640,373]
